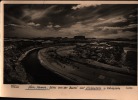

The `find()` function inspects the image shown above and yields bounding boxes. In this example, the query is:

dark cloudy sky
[4,4,137,39]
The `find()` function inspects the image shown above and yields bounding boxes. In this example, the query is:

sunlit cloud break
[72,4,101,10]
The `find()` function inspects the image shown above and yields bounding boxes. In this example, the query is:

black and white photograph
[4,4,137,85]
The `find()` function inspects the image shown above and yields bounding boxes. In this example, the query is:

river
[21,49,76,84]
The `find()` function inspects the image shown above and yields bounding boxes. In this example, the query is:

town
[4,36,137,85]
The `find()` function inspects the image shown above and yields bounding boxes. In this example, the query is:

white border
[2,1,138,4]
[0,1,138,99]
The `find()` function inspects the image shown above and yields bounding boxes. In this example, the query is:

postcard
[0,0,138,100]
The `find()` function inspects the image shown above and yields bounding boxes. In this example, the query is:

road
[38,46,137,85]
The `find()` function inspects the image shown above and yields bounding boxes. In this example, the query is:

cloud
[98,24,137,31]
[127,24,137,28]
[8,24,19,27]
[59,22,94,36]
[58,18,137,38]
[4,4,137,39]
[5,14,26,25]
[94,31,136,39]
[99,26,123,30]
[35,24,40,26]
[97,18,105,21]
[5,23,65,38]
[54,25,61,28]
[129,15,136,18]
[72,4,101,10]
[22,6,56,20]
[27,22,40,27]
[111,16,127,23]
[47,25,53,28]
[5,23,25,28]
[92,16,128,27]
[23,9,46,20]
[47,22,60,28]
